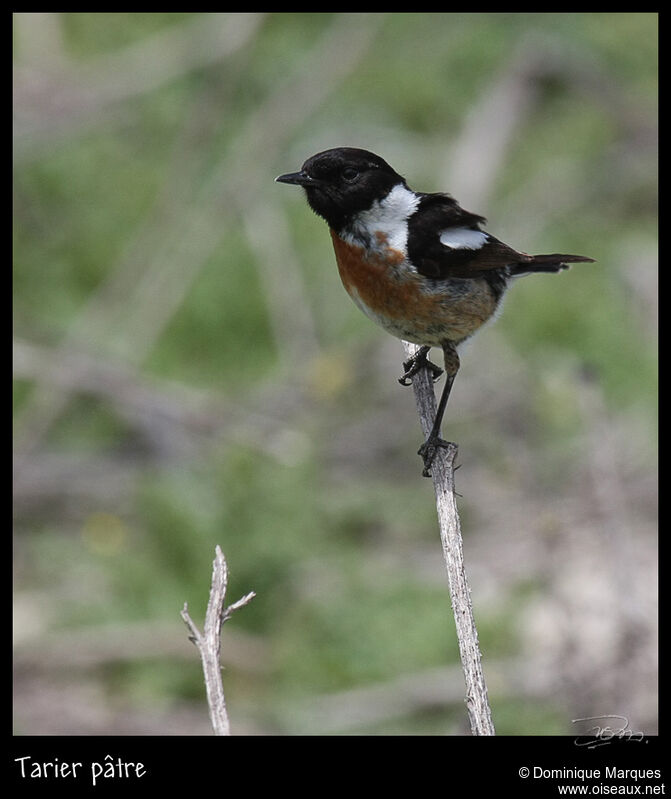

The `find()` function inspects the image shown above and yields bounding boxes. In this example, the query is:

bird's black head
[276,147,406,231]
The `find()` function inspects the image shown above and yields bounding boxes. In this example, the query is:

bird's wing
[406,194,527,279]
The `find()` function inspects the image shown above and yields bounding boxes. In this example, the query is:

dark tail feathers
[511,253,595,276]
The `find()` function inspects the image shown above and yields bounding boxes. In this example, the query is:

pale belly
[330,231,502,347]
[345,279,498,346]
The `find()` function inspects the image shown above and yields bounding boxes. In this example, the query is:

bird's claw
[418,436,452,477]
[398,349,443,386]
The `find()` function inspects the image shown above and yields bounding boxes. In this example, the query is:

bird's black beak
[275,170,316,187]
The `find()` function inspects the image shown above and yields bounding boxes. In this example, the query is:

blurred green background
[13,12,657,735]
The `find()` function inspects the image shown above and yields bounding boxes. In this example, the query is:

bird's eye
[342,167,359,182]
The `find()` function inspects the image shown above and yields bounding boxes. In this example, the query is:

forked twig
[181,546,255,735]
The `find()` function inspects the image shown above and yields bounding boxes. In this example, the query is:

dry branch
[181,546,255,735]
[402,340,495,736]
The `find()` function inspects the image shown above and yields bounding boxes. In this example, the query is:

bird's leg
[418,342,460,477]
[398,345,444,386]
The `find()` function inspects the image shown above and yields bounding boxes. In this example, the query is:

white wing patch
[439,227,488,250]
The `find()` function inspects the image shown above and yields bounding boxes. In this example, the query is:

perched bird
[276,147,593,475]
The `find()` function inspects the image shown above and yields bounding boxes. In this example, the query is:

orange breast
[330,230,438,321]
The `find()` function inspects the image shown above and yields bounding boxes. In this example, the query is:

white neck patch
[343,183,419,253]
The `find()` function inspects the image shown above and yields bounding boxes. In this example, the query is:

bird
[276,147,594,476]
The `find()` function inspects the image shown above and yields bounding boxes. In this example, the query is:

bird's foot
[398,347,443,386]
[418,435,453,477]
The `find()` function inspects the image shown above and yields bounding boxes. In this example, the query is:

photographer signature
[572,715,645,749]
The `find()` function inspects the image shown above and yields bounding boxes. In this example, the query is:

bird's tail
[510,252,595,276]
